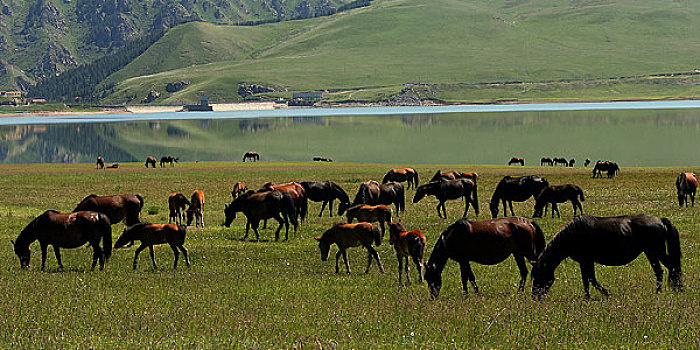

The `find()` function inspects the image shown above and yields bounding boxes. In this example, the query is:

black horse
[533,184,585,218]
[540,157,553,167]
[224,190,298,241]
[413,179,478,219]
[531,214,683,299]
[508,157,525,166]
[160,156,178,167]
[298,180,350,217]
[339,181,405,216]
[593,161,619,178]
[568,158,575,167]
[584,158,591,167]
[490,175,549,218]
[553,157,568,166]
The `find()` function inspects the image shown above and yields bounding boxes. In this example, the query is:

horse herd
[12,165,693,300]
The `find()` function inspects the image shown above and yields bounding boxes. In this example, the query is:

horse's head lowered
[489,200,500,219]
[12,239,30,269]
[337,201,351,216]
[223,203,236,227]
[531,261,555,299]
[424,262,442,299]
[314,236,331,261]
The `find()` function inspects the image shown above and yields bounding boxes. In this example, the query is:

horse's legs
[397,253,403,283]
[441,202,448,219]
[458,261,478,294]
[169,243,180,268]
[329,200,334,217]
[251,221,261,241]
[133,244,147,270]
[364,245,384,273]
[462,195,470,218]
[335,250,342,274]
[572,199,582,216]
[644,252,664,293]
[514,254,528,292]
[40,242,48,271]
[149,246,158,270]
[272,214,285,241]
[404,256,411,283]
[508,200,515,216]
[435,203,443,219]
[319,201,327,217]
[501,199,507,218]
[52,245,64,271]
[691,191,696,207]
[580,261,608,298]
[552,203,559,218]
[243,221,250,240]
[342,249,351,275]
[178,245,191,267]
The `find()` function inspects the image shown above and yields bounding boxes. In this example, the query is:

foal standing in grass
[315,222,384,275]
[387,222,426,284]
[345,204,393,236]
[114,223,190,270]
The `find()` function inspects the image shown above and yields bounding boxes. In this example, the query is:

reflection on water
[1,109,700,166]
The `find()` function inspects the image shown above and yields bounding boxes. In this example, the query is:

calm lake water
[2,102,700,166]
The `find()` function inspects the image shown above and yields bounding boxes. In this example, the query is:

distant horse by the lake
[540,157,553,167]
[114,223,190,270]
[73,194,144,226]
[231,182,248,199]
[413,178,478,219]
[96,156,105,169]
[676,172,698,207]
[388,222,426,284]
[533,184,584,218]
[532,214,683,299]
[160,156,178,167]
[168,193,190,225]
[382,168,419,190]
[429,170,479,184]
[13,210,112,271]
[224,190,297,241]
[568,158,576,167]
[315,222,384,275]
[490,175,549,218]
[298,180,349,217]
[243,151,260,162]
[145,156,157,168]
[584,158,591,167]
[345,204,393,236]
[339,181,405,216]
[313,157,333,162]
[424,216,545,298]
[186,190,205,227]
[593,160,619,178]
[553,157,568,166]
[508,157,525,166]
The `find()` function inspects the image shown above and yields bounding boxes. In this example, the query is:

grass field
[0,161,698,348]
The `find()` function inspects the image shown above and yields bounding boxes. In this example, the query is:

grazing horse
[96,156,105,169]
[168,193,190,225]
[313,157,333,162]
[242,151,260,162]
[339,181,405,216]
[429,170,479,184]
[676,172,698,207]
[532,215,683,299]
[106,163,119,168]
[186,190,205,227]
[345,204,393,236]
[584,158,591,167]
[73,194,144,226]
[533,184,585,218]
[298,180,349,217]
[314,222,384,275]
[540,157,553,167]
[160,156,178,167]
[490,175,549,218]
[115,223,190,270]
[382,168,419,190]
[553,157,568,166]
[259,182,308,224]
[145,156,157,168]
[413,178,479,219]
[593,160,619,178]
[424,217,545,298]
[568,158,576,167]
[387,222,426,284]
[508,157,525,166]
[12,210,112,271]
[231,182,248,199]
[224,190,297,241]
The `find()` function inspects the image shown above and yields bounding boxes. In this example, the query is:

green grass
[0,104,105,114]
[102,0,700,104]
[0,161,698,348]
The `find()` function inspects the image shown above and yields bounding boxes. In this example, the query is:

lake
[2,102,700,165]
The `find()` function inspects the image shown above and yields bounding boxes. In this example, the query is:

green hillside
[102,0,700,104]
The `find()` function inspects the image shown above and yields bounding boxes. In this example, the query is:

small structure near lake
[184,95,213,112]
[289,92,322,106]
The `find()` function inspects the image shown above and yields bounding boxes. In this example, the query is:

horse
[676,172,698,207]
[382,168,419,190]
[593,160,619,178]
[387,222,426,284]
[424,217,545,298]
[145,156,157,168]
[224,190,297,241]
[114,223,190,270]
[168,193,190,225]
[489,175,549,218]
[568,158,575,167]
[96,156,105,169]
[231,182,248,199]
[186,190,205,227]
[259,182,308,224]
[298,180,349,217]
[12,210,112,271]
[508,157,524,166]
[314,222,384,275]
[429,170,478,184]
[345,204,393,236]
[73,194,144,226]
[243,151,260,162]
[313,157,333,162]
[413,178,479,219]
[533,184,585,218]
[584,158,591,167]
[553,157,568,166]
[540,157,553,167]
[339,181,405,216]
[531,214,683,299]
[160,156,178,167]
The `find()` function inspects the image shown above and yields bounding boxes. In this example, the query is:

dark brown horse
[12,210,112,271]
[345,204,393,236]
[114,223,190,270]
[489,175,549,218]
[388,222,426,284]
[96,156,105,169]
[424,217,545,298]
[540,157,553,167]
[339,181,405,216]
[224,190,297,241]
[314,222,384,275]
[593,160,619,178]
[231,182,248,199]
[160,156,178,167]
[259,182,308,224]
[532,215,683,299]
[676,172,698,207]
[298,180,349,217]
[429,170,478,184]
[413,178,479,219]
[568,158,576,167]
[584,158,591,167]
[508,157,524,166]
[186,190,205,227]
[73,194,144,226]
[553,157,568,166]
[382,168,419,190]
[168,192,190,225]
[243,151,260,162]
[533,184,585,218]
[145,156,157,168]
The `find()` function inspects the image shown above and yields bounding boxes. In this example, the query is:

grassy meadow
[0,161,698,348]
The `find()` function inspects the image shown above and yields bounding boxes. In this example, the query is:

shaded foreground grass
[0,162,697,348]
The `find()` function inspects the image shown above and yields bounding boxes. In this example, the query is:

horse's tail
[398,185,405,213]
[282,193,298,229]
[471,181,479,216]
[578,187,585,202]
[413,170,419,188]
[178,225,187,245]
[384,207,393,224]
[99,215,112,261]
[530,220,546,259]
[373,225,382,246]
[126,194,145,226]
[410,234,426,262]
[382,172,390,184]
[136,194,145,211]
[661,217,683,290]
[299,192,308,224]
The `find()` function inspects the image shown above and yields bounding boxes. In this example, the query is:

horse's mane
[539,215,593,265]
[331,182,349,202]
